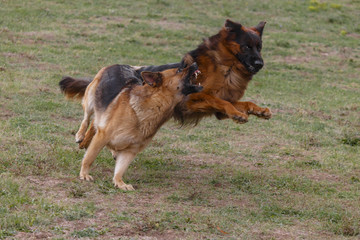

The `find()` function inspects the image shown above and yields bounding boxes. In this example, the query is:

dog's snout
[190,62,198,71]
[254,60,264,70]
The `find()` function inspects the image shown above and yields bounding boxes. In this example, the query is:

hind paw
[113,179,135,191]
[75,133,84,143]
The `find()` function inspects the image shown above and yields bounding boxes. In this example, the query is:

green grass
[1,0,360,239]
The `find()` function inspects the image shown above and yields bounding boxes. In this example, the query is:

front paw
[231,112,248,124]
[253,107,272,120]
[80,172,93,181]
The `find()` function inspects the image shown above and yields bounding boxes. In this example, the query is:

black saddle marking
[96,63,181,110]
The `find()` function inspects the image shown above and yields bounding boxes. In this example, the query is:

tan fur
[75,67,106,143]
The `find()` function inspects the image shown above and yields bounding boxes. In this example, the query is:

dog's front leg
[113,151,136,191]
[79,129,108,181]
[232,101,272,120]
[186,92,248,123]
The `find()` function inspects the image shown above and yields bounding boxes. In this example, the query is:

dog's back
[95,65,142,111]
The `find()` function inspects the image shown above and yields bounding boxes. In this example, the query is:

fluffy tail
[59,76,91,100]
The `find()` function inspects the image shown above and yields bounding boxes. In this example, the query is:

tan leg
[79,130,108,181]
[113,151,136,191]
[215,101,271,120]
[75,108,93,143]
[233,101,272,119]
[79,121,96,149]
[186,92,248,123]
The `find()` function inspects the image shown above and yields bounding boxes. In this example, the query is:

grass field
[1,0,359,239]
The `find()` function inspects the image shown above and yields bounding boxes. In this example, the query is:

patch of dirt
[0,107,15,120]
[21,31,57,42]
[251,221,337,240]
[304,170,341,182]
[282,55,312,64]
[97,16,126,23]
[14,231,52,240]
[3,51,61,70]
[348,33,360,39]
[152,19,186,30]
[305,110,333,120]
[3,52,38,61]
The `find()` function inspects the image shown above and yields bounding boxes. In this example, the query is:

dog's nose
[254,60,264,70]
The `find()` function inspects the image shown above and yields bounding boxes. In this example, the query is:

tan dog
[60,63,202,190]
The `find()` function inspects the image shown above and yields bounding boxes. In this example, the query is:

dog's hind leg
[76,67,106,143]
[79,120,96,149]
[113,150,136,191]
[79,129,109,181]
[76,105,93,143]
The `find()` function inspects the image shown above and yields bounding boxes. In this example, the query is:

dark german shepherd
[60,63,202,190]
[174,19,271,124]
[63,19,271,149]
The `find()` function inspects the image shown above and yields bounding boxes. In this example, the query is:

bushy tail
[59,76,91,100]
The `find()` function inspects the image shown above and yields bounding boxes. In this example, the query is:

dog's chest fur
[104,88,178,152]
[129,89,177,137]
[217,64,250,102]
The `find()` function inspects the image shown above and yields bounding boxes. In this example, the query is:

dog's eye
[243,45,251,51]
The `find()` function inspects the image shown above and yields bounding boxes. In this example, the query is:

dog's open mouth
[193,69,201,83]
[186,63,202,85]
[181,63,203,96]
[190,69,202,87]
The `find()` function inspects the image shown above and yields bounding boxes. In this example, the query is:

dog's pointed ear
[178,53,194,73]
[254,21,266,37]
[225,19,241,32]
[141,72,163,87]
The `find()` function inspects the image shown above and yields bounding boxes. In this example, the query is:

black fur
[96,63,182,110]
[233,31,263,74]
[95,65,142,110]
[59,76,91,99]
[135,63,180,74]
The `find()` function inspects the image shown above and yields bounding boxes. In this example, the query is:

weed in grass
[231,171,259,194]
[341,134,360,146]
[51,226,65,235]
[275,40,291,48]
[62,203,96,221]
[350,176,360,183]
[97,179,122,195]
[68,185,86,198]
[261,203,305,221]
[302,160,322,168]
[111,211,133,222]
[167,193,182,203]
[71,227,107,238]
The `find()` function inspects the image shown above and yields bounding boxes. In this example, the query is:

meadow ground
[0,0,359,239]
